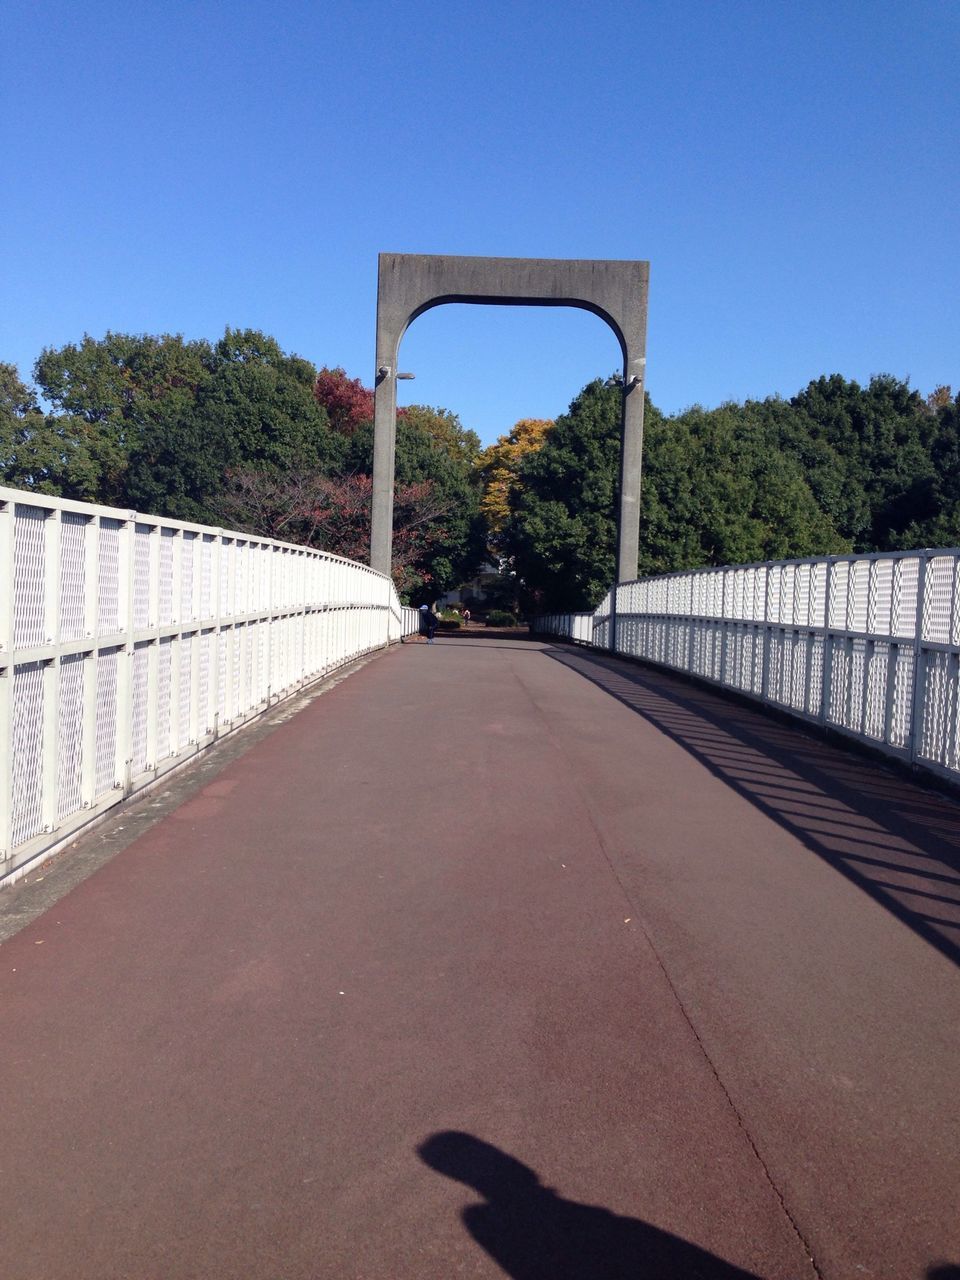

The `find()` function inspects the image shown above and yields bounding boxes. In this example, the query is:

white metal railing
[0,485,420,884]
[533,549,960,786]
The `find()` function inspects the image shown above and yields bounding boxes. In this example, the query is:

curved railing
[0,485,419,884]
[533,549,960,787]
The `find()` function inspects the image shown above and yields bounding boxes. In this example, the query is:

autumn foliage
[313,367,374,435]
[216,468,461,598]
[477,418,554,546]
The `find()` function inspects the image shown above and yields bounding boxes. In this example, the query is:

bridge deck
[1,634,959,1280]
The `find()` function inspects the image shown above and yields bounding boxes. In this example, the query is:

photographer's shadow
[418,1130,761,1279]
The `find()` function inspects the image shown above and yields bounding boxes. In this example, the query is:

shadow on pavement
[431,640,540,650]
[442,629,540,642]
[418,1130,763,1279]
[546,646,960,970]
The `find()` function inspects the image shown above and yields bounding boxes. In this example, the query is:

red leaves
[308,474,453,595]
[313,367,374,436]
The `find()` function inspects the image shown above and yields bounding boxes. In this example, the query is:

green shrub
[486,610,518,627]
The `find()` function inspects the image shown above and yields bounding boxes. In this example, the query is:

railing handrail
[0,483,418,885]
[0,485,394,580]
[531,547,960,788]
[610,545,960,588]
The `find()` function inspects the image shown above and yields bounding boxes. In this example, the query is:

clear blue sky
[2,0,957,445]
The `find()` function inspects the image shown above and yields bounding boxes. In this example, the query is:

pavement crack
[511,659,825,1279]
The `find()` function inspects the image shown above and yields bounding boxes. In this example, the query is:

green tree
[122,329,342,523]
[506,377,624,611]
[399,404,481,466]
[34,331,212,504]
[897,388,960,548]
[656,402,845,567]
[343,413,485,600]
[0,363,103,498]
[787,374,932,550]
[506,377,848,612]
[478,417,554,552]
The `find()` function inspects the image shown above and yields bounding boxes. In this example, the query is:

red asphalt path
[1,635,959,1279]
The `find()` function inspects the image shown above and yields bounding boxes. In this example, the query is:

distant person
[420,604,438,644]
[462,608,471,627]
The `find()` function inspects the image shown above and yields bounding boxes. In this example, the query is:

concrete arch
[370,253,650,584]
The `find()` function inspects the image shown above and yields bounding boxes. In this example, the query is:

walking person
[462,607,471,627]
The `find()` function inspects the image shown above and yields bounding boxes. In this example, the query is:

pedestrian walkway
[1,634,959,1280]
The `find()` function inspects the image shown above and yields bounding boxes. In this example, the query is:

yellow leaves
[478,418,554,538]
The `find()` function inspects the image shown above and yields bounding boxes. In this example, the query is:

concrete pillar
[370,367,397,579]
[617,354,647,584]
[369,254,649,586]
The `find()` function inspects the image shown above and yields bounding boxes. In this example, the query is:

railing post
[79,514,98,812]
[719,569,731,687]
[39,508,60,836]
[909,553,929,764]
[169,529,183,758]
[212,532,223,732]
[0,501,14,865]
[820,559,834,725]
[117,515,136,794]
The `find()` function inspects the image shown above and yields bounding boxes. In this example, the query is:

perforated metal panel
[134,524,153,629]
[58,653,85,821]
[220,540,232,617]
[59,514,88,642]
[235,543,249,615]
[863,642,889,741]
[94,647,120,797]
[11,662,45,846]
[807,636,824,714]
[218,629,229,720]
[232,624,244,714]
[201,535,215,619]
[178,635,193,748]
[198,630,213,734]
[181,534,196,623]
[14,505,46,646]
[98,520,121,635]
[131,643,150,777]
[159,528,175,625]
[157,638,173,761]
[919,650,960,769]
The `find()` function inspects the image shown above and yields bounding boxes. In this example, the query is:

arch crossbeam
[370,253,650,584]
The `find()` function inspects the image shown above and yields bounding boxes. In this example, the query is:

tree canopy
[3,331,484,602]
[501,374,959,612]
[5,327,957,612]
[477,417,554,551]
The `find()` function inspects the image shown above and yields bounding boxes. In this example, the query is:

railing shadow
[418,1130,764,1278]
[545,646,960,970]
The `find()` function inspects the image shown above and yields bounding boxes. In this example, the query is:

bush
[438,617,462,630]
[486,610,518,627]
